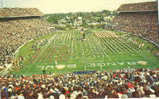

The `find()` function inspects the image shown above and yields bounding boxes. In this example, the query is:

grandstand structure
[113,1,159,44]
[0,8,43,20]
[1,2,159,99]
[0,8,52,66]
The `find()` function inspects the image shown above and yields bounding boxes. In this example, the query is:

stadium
[0,0,159,99]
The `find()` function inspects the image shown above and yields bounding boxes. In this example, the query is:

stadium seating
[0,4,159,99]
[0,8,43,17]
[117,2,157,12]
[0,68,159,98]
[0,8,52,66]
[113,1,159,43]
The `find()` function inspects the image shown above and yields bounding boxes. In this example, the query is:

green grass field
[13,29,159,75]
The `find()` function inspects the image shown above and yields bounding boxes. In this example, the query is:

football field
[14,30,159,75]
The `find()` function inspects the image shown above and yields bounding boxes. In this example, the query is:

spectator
[0,68,159,98]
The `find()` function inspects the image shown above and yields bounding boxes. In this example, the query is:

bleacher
[0,8,43,17]
[1,68,159,98]
[113,1,158,43]
[0,8,52,66]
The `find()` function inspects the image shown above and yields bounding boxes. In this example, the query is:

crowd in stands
[118,2,157,12]
[0,17,52,67]
[0,68,159,99]
[113,12,158,42]
[0,8,43,17]
[113,1,159,43]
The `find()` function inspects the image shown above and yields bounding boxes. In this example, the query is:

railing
[0,15,43,21]
[118,10,158,13]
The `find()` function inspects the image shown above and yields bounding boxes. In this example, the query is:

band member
[80,28,86,40]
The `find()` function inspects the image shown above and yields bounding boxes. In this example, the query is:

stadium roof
[117,1,157,12]
[0,8,44,17]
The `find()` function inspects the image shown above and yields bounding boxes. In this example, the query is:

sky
[0,0,157,13]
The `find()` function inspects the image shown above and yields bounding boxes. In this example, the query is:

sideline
[119,30,159,49]
[2,34,56,75]
[1,39,34,76]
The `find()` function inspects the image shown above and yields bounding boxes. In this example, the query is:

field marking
[29,31,148,68]
[49,47,56,62]
[37,47,50,63]
[31,34,57,64]
[32,49,41,63]
[42,47,55,63]
[95,32,137,54]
